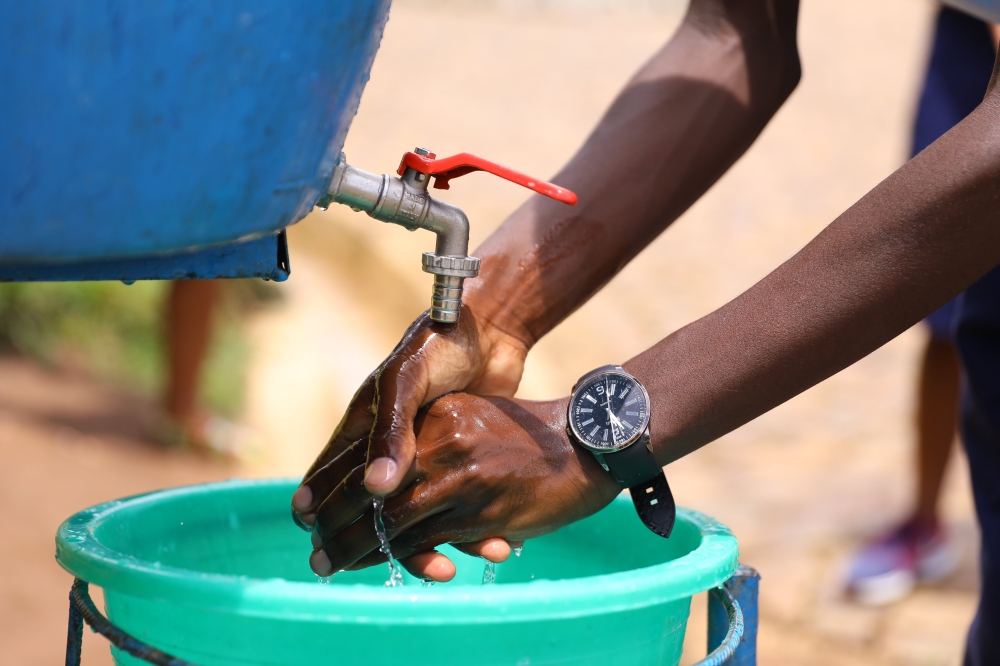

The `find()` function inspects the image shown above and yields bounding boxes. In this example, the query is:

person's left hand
[307,393,621,581]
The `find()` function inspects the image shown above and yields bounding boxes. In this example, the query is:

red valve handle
[397,151,577,205]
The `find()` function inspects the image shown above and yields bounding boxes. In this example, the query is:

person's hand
[291,306,530,528]
[306,393,622,581]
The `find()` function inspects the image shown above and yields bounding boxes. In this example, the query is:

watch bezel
[566,369,651,454]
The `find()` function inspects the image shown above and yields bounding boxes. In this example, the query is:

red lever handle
[397,151,577,205]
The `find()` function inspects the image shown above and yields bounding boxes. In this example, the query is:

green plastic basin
[56,478,738,666]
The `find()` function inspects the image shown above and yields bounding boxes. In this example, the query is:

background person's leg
[164,279,220,445]
[846,320,961,605]
[964,548,1000,666]
[955,266,1000,665]
[844,4,992,605]
[913,334,961,526]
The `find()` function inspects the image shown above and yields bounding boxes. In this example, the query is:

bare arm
[467,0,801,347]
[630,60,1000,463]
[295,0,802,527]
[309,39,1000,581]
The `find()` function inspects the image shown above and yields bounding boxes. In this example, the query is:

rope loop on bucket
[65,575,745,666]
[67,578,198,666]
[692,585,745,666]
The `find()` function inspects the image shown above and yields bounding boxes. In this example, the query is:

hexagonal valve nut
[421,253,481,278]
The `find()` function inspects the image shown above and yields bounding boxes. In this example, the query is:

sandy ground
[2,0,982,664]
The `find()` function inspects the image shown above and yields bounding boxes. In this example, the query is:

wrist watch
[566,365,676,538]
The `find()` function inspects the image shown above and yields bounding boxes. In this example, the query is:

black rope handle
[66,578,198,666]
[65,575,747,666]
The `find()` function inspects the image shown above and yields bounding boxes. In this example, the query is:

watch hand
[605,409,627,446]
[603,408,617,443]
[603,379,617,421]
[604,407,618,426]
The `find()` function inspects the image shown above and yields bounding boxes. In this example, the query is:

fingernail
[484,539,511,563]
[311,549,333,576]
[364,457,398,493]
[291,509,314,532]
[292,485,313,511]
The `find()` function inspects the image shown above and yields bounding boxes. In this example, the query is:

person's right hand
[306,393,621,581]
[291,304,531,529]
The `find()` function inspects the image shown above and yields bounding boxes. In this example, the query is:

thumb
[364,361,427,496]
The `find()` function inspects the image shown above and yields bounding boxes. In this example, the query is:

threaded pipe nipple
[430,275,463,323]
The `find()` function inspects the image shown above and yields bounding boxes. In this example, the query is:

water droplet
[62,530,86,544]
[513,546,523,558]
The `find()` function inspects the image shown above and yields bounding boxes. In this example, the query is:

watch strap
[629,471,676,538]
[602,436,676,538]
[601,436,659,487]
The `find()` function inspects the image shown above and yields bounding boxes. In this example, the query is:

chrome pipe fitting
[421,253,481,323]
[319,152,480,323]
[430,275,463,324]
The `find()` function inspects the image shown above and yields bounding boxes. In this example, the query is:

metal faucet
[316,148,577,324]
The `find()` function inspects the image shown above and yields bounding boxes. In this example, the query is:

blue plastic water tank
[0,0,390,262]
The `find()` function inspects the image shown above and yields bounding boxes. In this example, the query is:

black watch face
[568,372,649,452]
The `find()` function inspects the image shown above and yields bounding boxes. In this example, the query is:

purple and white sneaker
[845,519,958,606]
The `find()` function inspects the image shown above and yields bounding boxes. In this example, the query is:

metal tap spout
[318,148,576,324]
[424,200,470,258]
[319,152,479,323]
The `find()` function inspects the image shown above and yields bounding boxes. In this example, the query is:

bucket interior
[92,481,705,587]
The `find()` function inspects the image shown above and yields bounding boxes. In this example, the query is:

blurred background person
[844,4,998,605]
[162,281,219,449]
[161,280,259,459]
[0,276,262,459]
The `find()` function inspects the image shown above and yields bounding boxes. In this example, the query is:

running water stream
[482,543,523,584]
[373,497,404,587]
[482,561,496,585]
[319,506,524,588]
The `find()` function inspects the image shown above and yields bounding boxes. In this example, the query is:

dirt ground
[2,0,981,664]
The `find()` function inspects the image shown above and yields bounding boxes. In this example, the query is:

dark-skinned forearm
[464,0,801,349]
[625,66,1000,465]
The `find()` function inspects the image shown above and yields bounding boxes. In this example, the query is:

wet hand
[306,394,621,581]
[291,306,530,529]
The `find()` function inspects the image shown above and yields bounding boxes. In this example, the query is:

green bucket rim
[55,478,739,624]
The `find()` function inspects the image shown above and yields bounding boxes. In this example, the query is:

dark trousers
[959,268,1000,664]
[909,6,1000,664]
